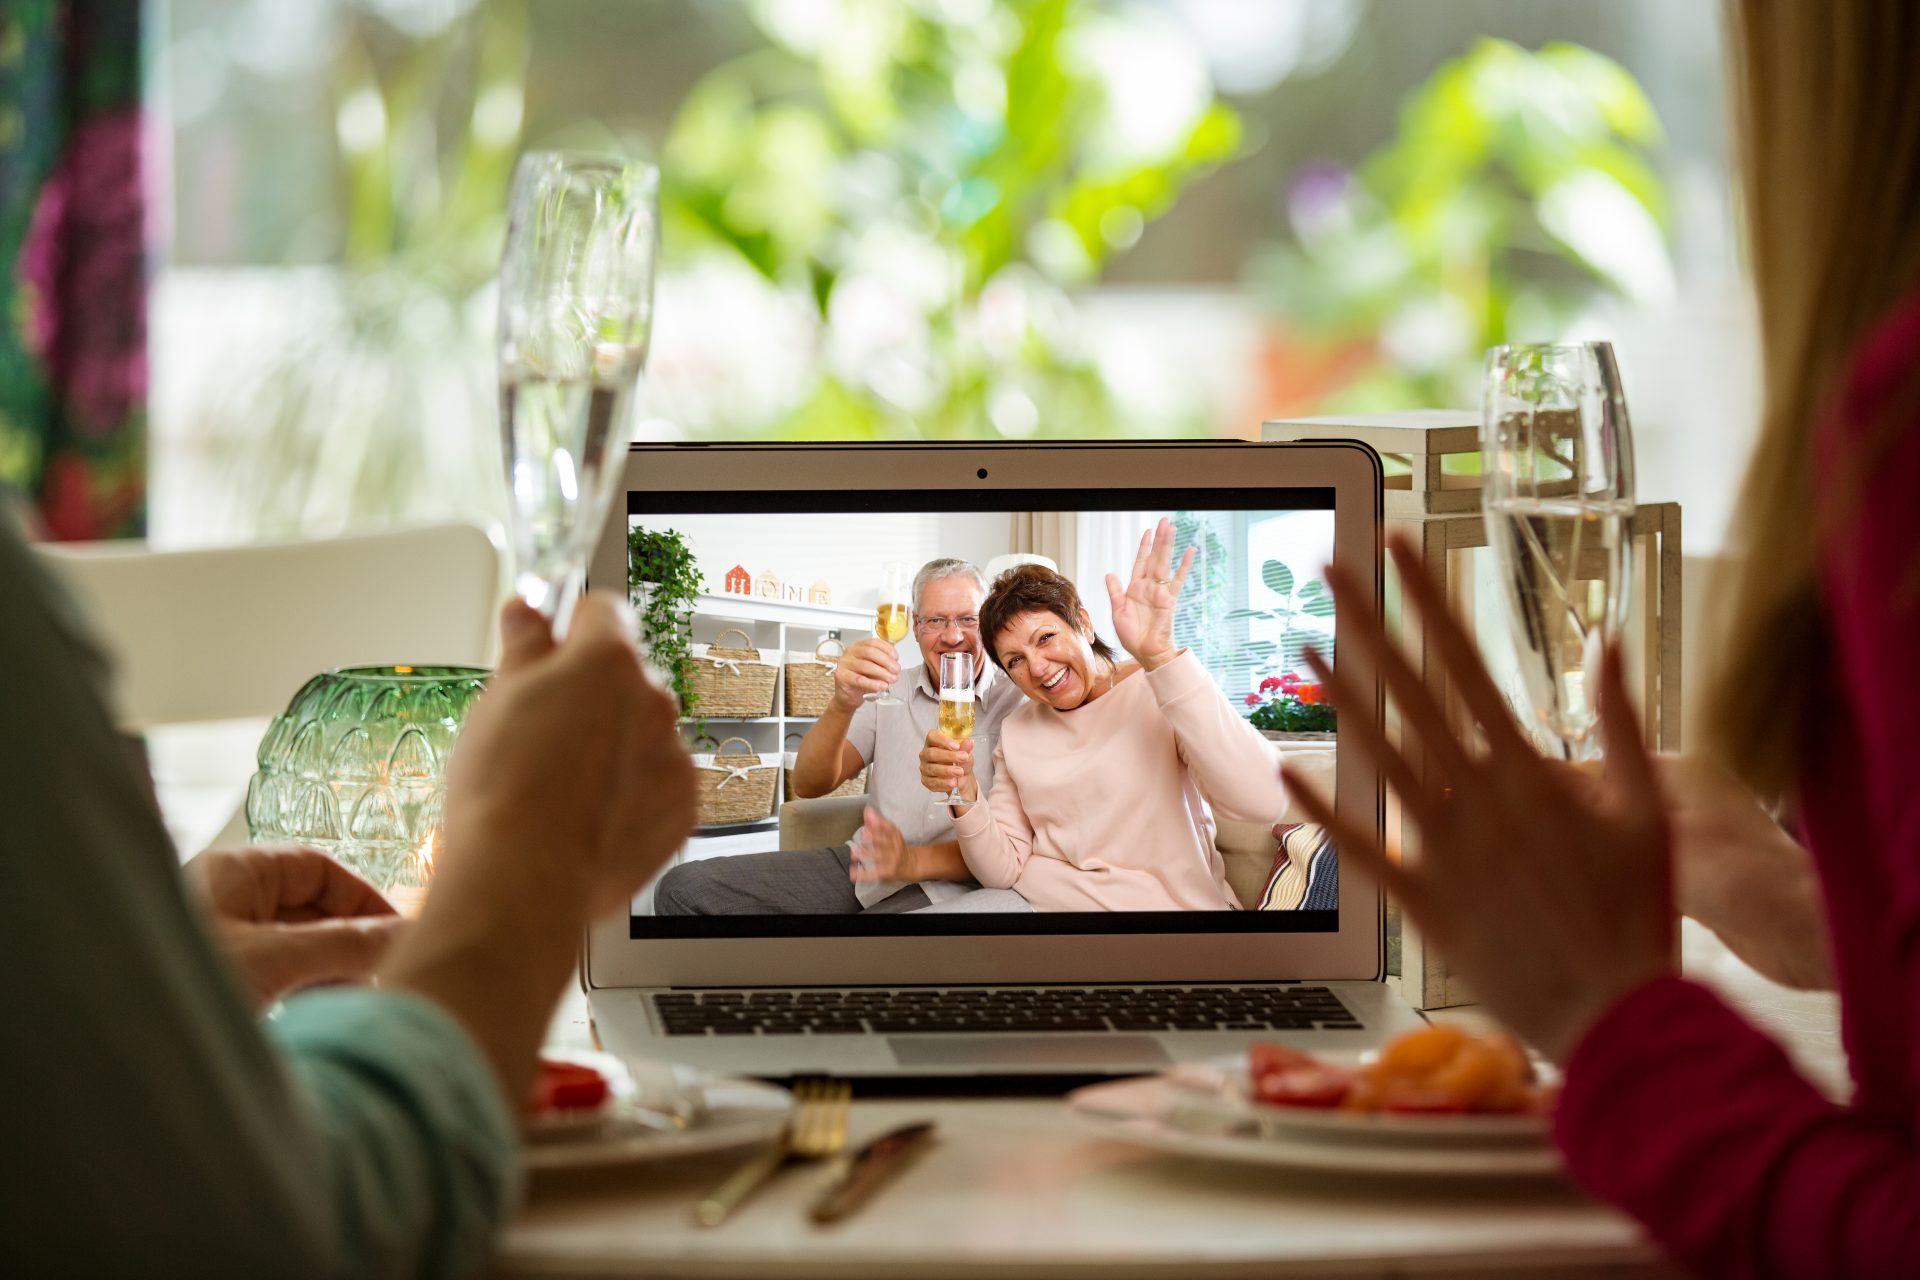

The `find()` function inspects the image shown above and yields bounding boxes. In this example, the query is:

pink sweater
[950,650,1287,911]
[1554,292,1920,1274]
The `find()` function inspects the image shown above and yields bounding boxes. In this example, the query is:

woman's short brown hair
[978,564,1118,671]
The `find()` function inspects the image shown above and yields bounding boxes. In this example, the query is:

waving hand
[1104,516,1196,671]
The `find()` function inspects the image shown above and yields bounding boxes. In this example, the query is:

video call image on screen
[628,498,1338,928]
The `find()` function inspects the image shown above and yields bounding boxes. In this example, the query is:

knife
[807,1120,937,1225]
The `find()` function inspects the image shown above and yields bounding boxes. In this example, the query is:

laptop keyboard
[652,985,1362,1037]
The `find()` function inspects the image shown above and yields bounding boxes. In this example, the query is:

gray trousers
[652,846,933,915]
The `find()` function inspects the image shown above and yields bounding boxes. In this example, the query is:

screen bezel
[585,440,1385,987]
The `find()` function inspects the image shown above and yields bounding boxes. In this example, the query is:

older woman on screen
[920,518,1287,911]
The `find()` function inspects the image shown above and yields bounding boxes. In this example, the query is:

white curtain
[1073,510,1163,648]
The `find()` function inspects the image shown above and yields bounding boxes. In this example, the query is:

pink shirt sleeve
[952,738,1036,890]
[1554,304,1920,1276]
[1146,651,1287,822]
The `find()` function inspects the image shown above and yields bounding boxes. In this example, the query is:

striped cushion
[1256,823,1334,910]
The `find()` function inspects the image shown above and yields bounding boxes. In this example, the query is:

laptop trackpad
[889,1035,1170,1070]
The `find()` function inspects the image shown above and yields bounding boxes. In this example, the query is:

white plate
[1067,1076,1564,1179]
[522,1056,791,1175]
[1166,1058,1552,1146]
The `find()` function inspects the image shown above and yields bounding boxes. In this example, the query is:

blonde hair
[1703,1,1920,796]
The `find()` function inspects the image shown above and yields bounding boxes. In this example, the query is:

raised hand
[919,727,977,802]
[1280,537,1673,1063]
[848,807,915,883]
[831,637,903,710]
[1104,516,1196,671]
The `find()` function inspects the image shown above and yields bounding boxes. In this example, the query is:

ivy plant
[627,526,704,735]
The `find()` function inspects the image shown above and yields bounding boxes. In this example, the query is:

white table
[150,735,1841,1278]
[501,1090,1677,1279]
[497,923,1842,1279]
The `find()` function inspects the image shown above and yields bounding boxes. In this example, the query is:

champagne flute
[934,651,977,809]
[1480,342,1636,762]
[498,151,660,620]
[868,560,911,705]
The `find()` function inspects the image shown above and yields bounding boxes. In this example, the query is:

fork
[695,1078,851,1226]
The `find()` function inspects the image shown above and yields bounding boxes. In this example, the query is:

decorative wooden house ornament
[757,570,782,600]
[724,564,751,595]
[808,580,832,605]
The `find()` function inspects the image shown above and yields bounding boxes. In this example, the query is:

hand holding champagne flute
[919,727,976,807]
[867,560,911,705]
[933,652,977,808]
[827,638,902,710]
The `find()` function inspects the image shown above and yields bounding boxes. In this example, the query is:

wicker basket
[693,736,780,826]
[782,733,870,801]
[689,628,778,718]
[783,638,843,717]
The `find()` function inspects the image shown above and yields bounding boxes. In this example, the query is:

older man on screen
[653,559,1028,914]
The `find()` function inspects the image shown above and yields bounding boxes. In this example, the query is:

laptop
[582,439,1424,1079]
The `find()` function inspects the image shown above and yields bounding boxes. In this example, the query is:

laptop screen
[626,485,1339,939]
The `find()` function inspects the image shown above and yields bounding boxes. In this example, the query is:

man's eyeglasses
[915,614,980,634]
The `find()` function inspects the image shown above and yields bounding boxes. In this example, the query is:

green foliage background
[657,0,1244,440]
[1253,38,1672,415]
[184,6,1675,532]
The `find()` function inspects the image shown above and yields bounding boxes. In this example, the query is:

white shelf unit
[677,592,877,868]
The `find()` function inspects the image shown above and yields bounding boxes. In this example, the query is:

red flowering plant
[1244,672,1337,734]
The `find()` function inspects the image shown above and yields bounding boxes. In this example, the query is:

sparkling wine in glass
[867,560,911,705]
[1481,342,1636,762]
[497,151,660,619]
[934,651,977,808]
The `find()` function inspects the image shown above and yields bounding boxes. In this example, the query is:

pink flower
[18,111,150,439]
[1244,693,1261,706]
[1258,676,1283,694]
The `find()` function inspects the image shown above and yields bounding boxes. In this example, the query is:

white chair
[34,523,502,853]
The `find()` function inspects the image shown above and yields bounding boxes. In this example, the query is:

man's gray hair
[912,558,990,612]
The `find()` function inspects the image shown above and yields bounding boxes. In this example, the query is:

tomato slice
[1254,1065,1353,1109]
[1248,1042,1322,1080]
[531,1059,610,1113]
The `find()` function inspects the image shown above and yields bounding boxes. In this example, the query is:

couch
[777,748,1336,910]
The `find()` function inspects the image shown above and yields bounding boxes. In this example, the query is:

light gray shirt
[844,660,1024,907]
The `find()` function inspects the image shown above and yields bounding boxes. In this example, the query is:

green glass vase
[246,665,488,895]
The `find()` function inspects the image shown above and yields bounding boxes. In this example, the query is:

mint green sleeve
[269,989,521,1278]
[0,512,518,1277]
